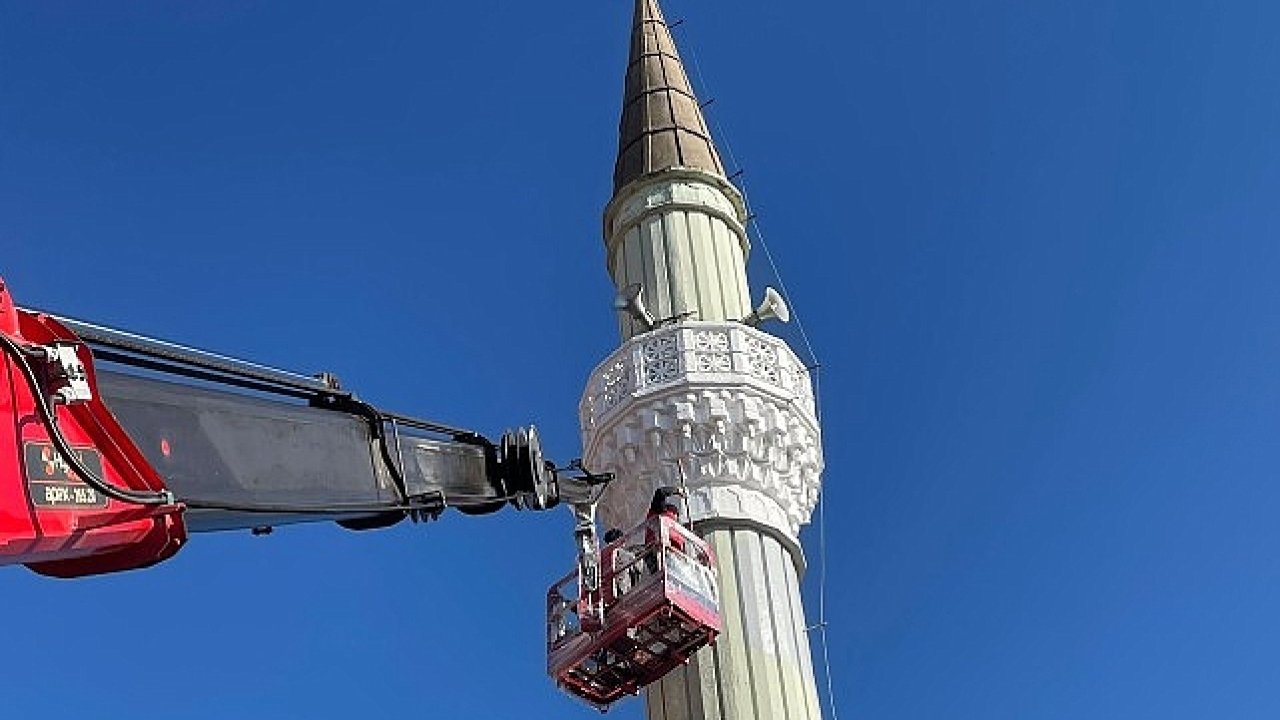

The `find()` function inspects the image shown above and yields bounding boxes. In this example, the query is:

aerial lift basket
[547,514,721,709]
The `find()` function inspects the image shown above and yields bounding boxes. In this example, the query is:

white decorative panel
[579,321,822,541]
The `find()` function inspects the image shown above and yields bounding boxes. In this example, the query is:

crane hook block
[0,280,187,578]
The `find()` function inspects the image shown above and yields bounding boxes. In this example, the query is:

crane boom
[0,279,576,578]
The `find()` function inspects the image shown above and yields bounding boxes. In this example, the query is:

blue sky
[4,1,1280,718]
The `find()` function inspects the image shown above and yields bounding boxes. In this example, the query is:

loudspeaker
[613,283,655,331]
[742,286,790,327]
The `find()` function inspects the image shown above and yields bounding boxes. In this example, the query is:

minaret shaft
[583,1,826,718]
[647,529,824,720]
[606,172,752,339]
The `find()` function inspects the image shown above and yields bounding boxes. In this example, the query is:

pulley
[500,426,558,511]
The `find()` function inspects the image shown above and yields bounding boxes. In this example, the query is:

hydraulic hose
[0,332,174,506]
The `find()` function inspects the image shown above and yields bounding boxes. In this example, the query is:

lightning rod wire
[683,25,842,720]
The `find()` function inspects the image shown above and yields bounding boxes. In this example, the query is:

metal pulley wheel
[501,426,558,511]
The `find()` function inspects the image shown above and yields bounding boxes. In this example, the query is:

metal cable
[181,499,429,515]
[685,45,822,371]
[683,29,841,720]
[179,489,523,517]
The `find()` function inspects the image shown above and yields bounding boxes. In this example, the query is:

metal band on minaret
[581,1,826,718]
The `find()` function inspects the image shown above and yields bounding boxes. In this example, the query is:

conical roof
[613,0,726,193]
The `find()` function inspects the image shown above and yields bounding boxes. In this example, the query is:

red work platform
[548,515,721,710]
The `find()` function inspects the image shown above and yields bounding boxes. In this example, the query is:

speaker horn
[613,283,655,331]
[742,286,791,327]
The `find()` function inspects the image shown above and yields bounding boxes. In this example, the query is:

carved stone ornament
[580,321,823,542]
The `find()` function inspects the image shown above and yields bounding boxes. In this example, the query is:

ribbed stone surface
[646,529,823,720]
[605,176,751,339]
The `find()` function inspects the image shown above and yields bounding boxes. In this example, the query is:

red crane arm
[0,279,562,578]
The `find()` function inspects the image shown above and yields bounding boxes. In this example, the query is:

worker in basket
[644,486,686,572]
[604,528,637,600]
[587,491,690,684]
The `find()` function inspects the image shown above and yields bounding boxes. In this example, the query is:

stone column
[603,171,752,340]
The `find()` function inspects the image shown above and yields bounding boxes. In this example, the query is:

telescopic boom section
[0,280,564,578]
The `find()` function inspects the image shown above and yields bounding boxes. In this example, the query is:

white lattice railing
[579,321,815,433]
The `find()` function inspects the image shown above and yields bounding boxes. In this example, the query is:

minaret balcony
[580,321,823,546]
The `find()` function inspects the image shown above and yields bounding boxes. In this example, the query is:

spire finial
[613,0,726,193]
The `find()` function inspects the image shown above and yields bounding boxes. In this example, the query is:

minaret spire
[615,0,725,192]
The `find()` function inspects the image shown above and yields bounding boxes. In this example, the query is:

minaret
[579,2,826,719]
